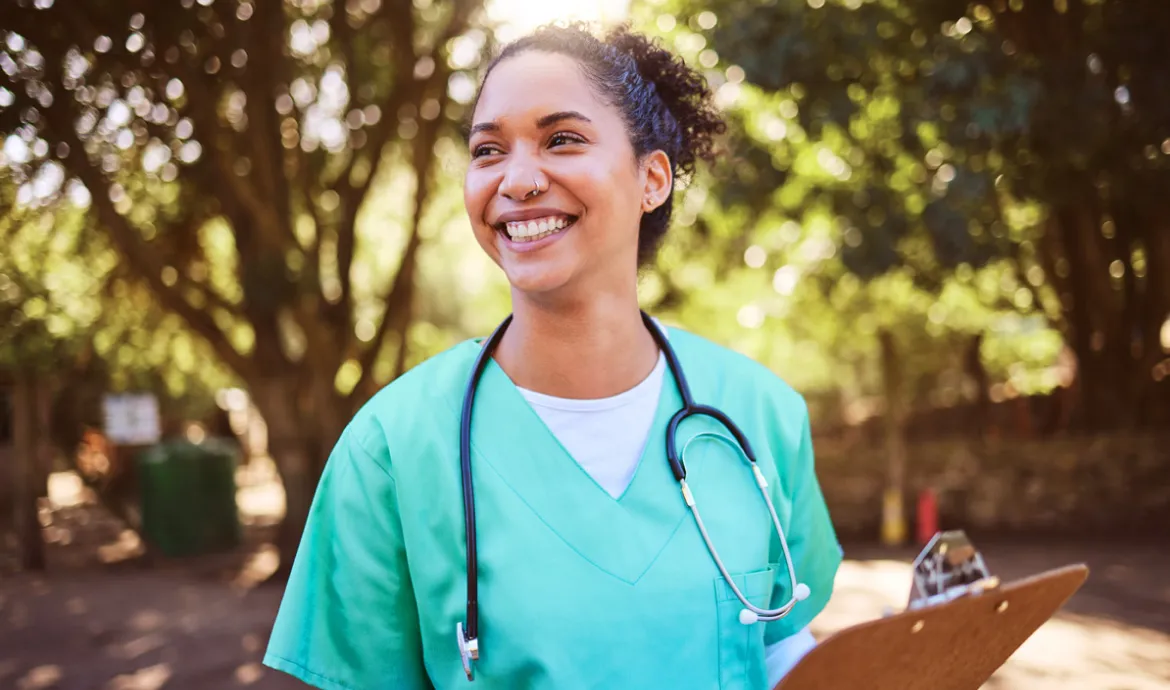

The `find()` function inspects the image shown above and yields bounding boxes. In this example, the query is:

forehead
[472,50,614,128]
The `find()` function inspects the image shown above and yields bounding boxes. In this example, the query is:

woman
[264,23,842,690]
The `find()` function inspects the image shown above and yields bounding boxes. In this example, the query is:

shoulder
[343,338,481,459]
[666,326,808,419]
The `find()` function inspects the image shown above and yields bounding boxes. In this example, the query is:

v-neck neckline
[459,332,691,584]
[511,353,667,502]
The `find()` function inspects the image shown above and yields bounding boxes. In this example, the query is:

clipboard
[775,532,1089,690]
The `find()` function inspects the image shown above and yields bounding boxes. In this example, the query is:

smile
[497,214,577,243]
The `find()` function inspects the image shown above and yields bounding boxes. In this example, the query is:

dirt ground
[2,472,1168,689]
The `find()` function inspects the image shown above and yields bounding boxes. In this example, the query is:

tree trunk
[963,333,990,437]
[1137,219,1170,425]
[1056,199,1127,430]
[13,374,46,571]
[250,375,347,579]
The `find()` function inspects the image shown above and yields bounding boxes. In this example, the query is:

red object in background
[917,488,939,545]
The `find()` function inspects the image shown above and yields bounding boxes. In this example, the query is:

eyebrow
[468,111,593,137]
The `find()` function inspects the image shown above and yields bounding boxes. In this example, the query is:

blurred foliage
[0,0,495,560]
[1,0,1167,507]
[0,166,234,434]
[0,0,489,406]
[637,0,1170,429]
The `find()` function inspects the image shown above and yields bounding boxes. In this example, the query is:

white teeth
[502,215,574,241]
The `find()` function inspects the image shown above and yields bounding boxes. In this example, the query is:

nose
[498,148,547,201]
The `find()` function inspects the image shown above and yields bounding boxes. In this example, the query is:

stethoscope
[455,312,810,681]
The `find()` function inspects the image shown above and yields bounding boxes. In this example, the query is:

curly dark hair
[474,23,726,265]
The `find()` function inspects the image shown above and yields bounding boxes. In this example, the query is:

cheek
[569,159,641,218]
[463,173,493,227]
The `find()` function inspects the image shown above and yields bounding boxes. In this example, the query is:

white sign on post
[102,393,162,445]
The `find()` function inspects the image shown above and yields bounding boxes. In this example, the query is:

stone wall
[812,432,1170,539]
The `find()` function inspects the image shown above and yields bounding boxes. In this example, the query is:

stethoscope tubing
[456,312,805,680]
[459,315,513,646]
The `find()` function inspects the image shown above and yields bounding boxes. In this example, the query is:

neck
[495,287,660,399]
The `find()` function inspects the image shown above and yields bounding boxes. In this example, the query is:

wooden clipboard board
[775,564,1089,690]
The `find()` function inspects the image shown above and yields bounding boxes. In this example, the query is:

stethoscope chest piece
[457,622,479,680]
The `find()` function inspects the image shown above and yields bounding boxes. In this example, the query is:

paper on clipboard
[774,532,1089,690]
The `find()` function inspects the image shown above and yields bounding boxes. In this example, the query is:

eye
[472,143,503,159]
[548,132,586,148]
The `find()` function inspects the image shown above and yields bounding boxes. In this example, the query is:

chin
[503,263,578,298]
[493,229,582,297]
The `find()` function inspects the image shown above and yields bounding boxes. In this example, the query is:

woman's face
[464,50,668,297]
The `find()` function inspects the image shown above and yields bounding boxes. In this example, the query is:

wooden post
[879,330,908,547]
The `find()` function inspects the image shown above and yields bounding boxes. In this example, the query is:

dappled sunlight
[241,633,263,654]
[232,543,280,590]
[234,662,265,685]
[127,610,165,633]
[47,471,89,508]
[812,558,913,631]
[65,596,88,615]
[104,663,172,690]
[236,456,286,527]
[999,614,1170,688]
[108,632,168,660]
[97,529,145,565]
[16,665,62,690]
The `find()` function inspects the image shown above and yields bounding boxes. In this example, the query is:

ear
[640,150,672,213]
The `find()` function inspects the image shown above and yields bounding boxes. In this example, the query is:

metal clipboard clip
[907,530,1001,611]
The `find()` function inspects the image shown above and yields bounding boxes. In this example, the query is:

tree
[1,162,246,565]
[1,0,486,567]
[656,0,1170,429]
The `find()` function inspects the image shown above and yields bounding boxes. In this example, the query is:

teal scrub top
[264,327,842,690]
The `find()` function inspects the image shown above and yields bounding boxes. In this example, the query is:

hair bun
[605,25,725,180]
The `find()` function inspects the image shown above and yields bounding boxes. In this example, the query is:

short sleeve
[263,427,431,690]
[765,404,843,644]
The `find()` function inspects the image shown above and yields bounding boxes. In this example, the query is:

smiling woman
[464,50,663,300]
[264,21,842,690]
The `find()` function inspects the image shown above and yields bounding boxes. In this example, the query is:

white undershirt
[517,353,667,498]
[515,353,816,687]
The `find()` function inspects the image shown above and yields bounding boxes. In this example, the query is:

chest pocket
[715,567,775,690]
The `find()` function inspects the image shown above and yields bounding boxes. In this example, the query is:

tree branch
[173,267,242,317]
[36,90,255,378]
[351,223,422,400]
[297,156,327,272]
[161,57,294,254]
[329,0,479,352]
[349,92,449,399]
[239,0,295,243]
[83,171,254,378]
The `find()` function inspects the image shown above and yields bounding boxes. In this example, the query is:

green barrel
[137,438,241,557]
